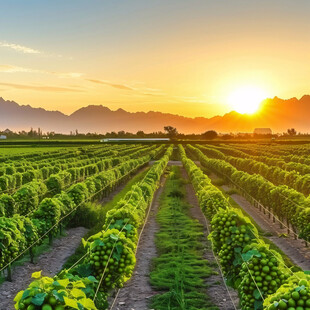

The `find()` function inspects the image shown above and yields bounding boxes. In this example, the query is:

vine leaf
[31,293,47,306]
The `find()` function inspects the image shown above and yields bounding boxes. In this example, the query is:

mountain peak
[0,96,310,133]
[300,94,310,102]
[70,105,111,116]
[116,108,126,113]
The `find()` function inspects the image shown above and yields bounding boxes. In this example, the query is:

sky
[1,0,310,118]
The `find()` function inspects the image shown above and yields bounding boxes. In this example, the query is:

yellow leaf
[13,290,23,307]
[71,288,86,299]
[64,297,79,309]
[80,298,98,310]
[57,278,70,288]
[31,271,42,279]
[73,280,86,288]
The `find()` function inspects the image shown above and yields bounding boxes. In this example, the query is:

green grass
[0,146,71,155]
[62,166,150,269]
[150,166,218,310]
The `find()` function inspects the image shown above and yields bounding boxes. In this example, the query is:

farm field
[0,146,77,156]
[0,143,309,310]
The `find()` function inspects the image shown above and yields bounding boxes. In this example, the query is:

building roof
[253,128,272,134]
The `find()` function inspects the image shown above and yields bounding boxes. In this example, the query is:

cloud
[54,72,83,78]
[0,82,83,92]
[141,92,165,97]
[86,79,134,91]
[0,41,41,54]
[0,65,33,73]
[86,78,168,100]
[0,41,70,59]
[0,64,83,79]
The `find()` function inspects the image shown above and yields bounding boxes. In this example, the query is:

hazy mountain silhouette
[1,96,310,134]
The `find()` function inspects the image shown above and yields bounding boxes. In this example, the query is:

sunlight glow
[227,86,268,114]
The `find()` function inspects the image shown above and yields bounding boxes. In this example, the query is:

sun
[227,86,268,114]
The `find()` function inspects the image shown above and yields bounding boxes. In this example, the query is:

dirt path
[210,173,310,271]
[181,168,240,310]
[110,177,166,310]
[0,227,88,310]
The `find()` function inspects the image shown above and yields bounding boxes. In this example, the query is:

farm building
[101,138,170,142]
[253,128,272,135]
[0,135,7,140]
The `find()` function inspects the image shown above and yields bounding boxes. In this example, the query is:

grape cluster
[209,208,257,277]
[32,198,61,236]
[264,273,310,310]
[239,243,289,310]
[86,229,136,291]
[0,217,26,268]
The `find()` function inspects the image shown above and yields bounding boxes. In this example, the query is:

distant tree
[221,134,233,140]
[117,131,125,137]
[28,128,34,137]
[287,128,297,136]
[202,130,218,140]
[164,126,178,139]
[136,130,145,137]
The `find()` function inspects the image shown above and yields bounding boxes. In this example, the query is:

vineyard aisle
[0,166,148,310]
[112,163,240,310]
[110,172,166,310]
[209,173,310,271]
[180,167,240,310]
[0,227,88,310]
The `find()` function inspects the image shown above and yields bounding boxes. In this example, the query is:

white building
[0,135,7,140]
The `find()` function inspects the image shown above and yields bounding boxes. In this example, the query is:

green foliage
[84,228,136,291]
[209,208,258,284]
[32,198,62,234]
[192,144,310,241]
[238,243,290,310]
[0,194,16,216]
[14,271,98,310]
[12,144,172,310]
[263,272,310,310]
[180,144,307,310]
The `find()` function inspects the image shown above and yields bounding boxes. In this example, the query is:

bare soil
[210,173,310,271]
[0,227,88,310]
[181,168,240,310]
[110,177,166,310]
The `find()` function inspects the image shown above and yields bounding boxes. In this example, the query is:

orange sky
[1,1,310,117]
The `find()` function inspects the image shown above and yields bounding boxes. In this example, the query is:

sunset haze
[1,0,310,121]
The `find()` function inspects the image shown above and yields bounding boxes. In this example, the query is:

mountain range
[0,96,310,134]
